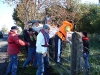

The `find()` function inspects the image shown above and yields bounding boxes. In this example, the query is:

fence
[48,32,89,75]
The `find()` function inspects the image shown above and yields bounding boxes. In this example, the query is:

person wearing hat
[82,31,90,71]
[36,24,50,75]
[6,26,29,75]
[22,28,38,69]
[54,21,73,64]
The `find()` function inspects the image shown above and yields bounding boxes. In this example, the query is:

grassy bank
[88,34,100,75]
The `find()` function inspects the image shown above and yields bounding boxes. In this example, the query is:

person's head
[82,31,87,37]
[11,26,18,34]
[28,28,34,34]
[43,24,50,34]
[62,21,73,32]
[35,22,39,27]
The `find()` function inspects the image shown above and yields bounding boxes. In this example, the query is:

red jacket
[7,30,28,55]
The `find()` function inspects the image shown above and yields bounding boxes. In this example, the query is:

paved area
[0,35,8,75]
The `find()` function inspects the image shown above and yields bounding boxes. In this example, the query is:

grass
[17,48,59,75]
[49,33,100,75]
[16,33,100,75]
[87,34,100,75]
[17,49,37,75]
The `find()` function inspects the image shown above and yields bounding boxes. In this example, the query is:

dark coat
[82,37,90,54]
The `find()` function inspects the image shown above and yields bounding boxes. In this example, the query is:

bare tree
[1,25,8,34]
[3,0,84,30]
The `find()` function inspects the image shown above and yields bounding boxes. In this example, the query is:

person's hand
[63,40,67,43]
[24,22,28,29]
[27,43,30,46]
[66,39,72,44]
[69,41,72,45]
[43,53,46,57]
[24,21,28,25]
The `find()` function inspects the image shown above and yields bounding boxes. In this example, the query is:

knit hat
[82,32,87,37]
[43,24,50,29]
[11,26,18,30]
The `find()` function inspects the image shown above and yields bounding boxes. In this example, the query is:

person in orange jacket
[54,21,73,64]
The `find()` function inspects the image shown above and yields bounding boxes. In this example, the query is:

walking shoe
[86,68,90,75]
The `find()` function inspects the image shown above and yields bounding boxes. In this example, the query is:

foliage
[1,25,8,33]
[5,0,84,30]
[77,4,100,33]
[12,9,24,29]
[2,0,100,33]
[12,0,36,29]
[45,0,83,28]
[88,34,100,75]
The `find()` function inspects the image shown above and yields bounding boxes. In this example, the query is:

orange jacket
[56,21,73,41]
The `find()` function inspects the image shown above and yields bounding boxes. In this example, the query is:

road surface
[0,34,8,75]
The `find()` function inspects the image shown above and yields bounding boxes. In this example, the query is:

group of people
[6,20,90,75]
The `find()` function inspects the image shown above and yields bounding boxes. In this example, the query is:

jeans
[6,54,18,75]
[23,47,37,68]
[36,53,49,75]
[83,53,90,69]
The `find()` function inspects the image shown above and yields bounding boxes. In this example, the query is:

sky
[81,0,98,3]
[0,0,99,31]
[0,1,15,31]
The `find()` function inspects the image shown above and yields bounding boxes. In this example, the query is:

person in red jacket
[6,26,29,75]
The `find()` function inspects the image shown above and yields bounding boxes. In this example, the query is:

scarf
[29,33,37,41]
[40,29,49,44]
[82,37,88,41]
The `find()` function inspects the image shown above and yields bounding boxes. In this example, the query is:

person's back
[28,31,38,48]
[82,32,90,54]
[82,32,90,71]
[54,21,73,63]
[36,25,50,75]
[7,29,28,55]
[6,26,28,75]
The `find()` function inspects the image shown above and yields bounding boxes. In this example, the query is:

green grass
[17,49,59,75]
[49,33,100,75]
[17,33,100,75]
[17,50,37,75]
[87,34,100,75]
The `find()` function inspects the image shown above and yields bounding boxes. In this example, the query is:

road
[0,34,8,75]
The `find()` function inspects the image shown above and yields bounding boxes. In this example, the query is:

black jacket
[82,37,90,54]
[28,32,38,48]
